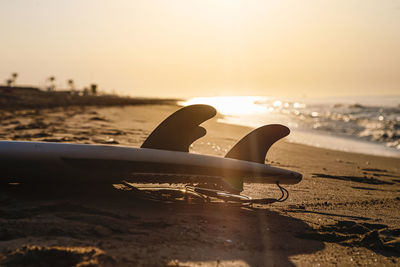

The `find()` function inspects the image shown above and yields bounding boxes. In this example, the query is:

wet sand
[0,105,399,266]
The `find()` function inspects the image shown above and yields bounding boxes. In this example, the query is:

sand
[0,104,399,266]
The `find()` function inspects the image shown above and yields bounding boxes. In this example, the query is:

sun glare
[180,96,269,116]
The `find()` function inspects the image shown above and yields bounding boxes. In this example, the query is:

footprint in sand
[13,121,49,131]
[298,220,400,255]
[89,116,108,122]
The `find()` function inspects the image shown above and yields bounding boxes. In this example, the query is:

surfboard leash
[120,180,289,204]
[276,182,289,202]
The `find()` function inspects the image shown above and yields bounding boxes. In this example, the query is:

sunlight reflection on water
[180,96,271,115]
[180,95,400,158]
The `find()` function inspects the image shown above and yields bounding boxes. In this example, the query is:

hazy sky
[1,0,399,97]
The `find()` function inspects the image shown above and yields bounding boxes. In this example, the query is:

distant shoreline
[0,86,180,110]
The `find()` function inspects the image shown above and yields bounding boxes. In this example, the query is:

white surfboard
[0,104,302,193]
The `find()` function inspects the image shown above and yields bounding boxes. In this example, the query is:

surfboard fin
[222,124,289,192]
[141,104,217,152]
[225,124,290,163]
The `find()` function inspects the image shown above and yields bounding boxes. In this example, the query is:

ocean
[181,95,400,158]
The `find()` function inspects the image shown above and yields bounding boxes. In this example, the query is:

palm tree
[67,79,74,92]
[11,73,17,86]
[47,76,56,91]
[90,84,97,95]
[7,73,18,86]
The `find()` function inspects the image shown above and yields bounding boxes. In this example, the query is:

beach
[1,104,399,266]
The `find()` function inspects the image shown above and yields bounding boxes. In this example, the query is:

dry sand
[0,104,399,266]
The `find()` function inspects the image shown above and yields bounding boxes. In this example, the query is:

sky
[1,0,400,98]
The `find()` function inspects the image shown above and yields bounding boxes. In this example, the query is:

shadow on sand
[312,173,394,185]
[297,219,400,258]
[0,183,324,266]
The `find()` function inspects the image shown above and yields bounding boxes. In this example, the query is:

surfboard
[0,104,302,194]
